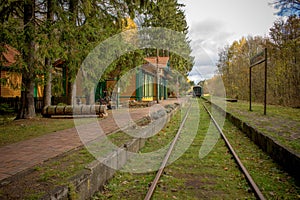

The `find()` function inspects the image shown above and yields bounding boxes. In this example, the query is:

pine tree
[142,0,193,75]
[17,0,36,119]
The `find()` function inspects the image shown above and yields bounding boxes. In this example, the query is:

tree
[216,15,300,107]
[1,0,193,118]
[271,0,300,16]
[17,0,36,119]
[142,0,194,75]
[268,15,300,106]
[43,0,55,107]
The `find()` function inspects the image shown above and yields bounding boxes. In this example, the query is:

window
[143,73,154,98]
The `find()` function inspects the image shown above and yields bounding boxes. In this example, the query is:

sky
[178,0,279,83]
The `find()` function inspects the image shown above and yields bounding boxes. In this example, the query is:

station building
[95,56,170,105]
[1,45,171,107]
[0,45,43,98]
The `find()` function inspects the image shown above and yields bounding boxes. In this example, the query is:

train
[192,85,202,97]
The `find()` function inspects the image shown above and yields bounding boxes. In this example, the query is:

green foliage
[0,103,15,125]
[57,102,67,106]
[1,0,193,113]
[142,0,194,75]
[68,183,78,200]
[0,103,14,115]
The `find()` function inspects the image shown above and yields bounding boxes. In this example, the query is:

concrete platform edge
[40,102,181,200]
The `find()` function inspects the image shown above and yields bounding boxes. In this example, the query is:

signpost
[249,48,267,115]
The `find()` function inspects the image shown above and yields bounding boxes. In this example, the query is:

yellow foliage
[121,17,138,44]
[121,17,137,31]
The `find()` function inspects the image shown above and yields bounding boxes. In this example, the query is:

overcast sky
[178,0,279,83]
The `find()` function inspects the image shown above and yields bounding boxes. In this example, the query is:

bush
[0,103,14,115]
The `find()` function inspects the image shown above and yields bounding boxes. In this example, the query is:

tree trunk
[17,0,36,119]
[67,80,73,105]
[86,87,95,105]
[43,63,52,107]
[43,0,54,107]
[65,0,78,106]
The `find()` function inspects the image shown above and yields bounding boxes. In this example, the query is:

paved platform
[0,99,180,182]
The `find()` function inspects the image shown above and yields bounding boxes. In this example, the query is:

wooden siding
[0,71,21,97]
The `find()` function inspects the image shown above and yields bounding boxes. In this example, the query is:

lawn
[205,96,300,153]
[0,114,97,147]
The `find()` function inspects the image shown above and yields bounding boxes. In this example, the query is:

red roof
[144,57,169,68]
[1,44,20,67]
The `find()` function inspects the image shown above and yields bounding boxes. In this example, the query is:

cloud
[189,19,224,38]
[189,65,217,83]
[187,20,232,83]
[179,0,278,84]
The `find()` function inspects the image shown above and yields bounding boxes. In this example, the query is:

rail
[144,102,192,200]
[202,103,266,200]
[143,100,265,200]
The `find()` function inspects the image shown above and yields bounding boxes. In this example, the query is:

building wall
[142,72,154,101]
[119,74,137,102]
[0,71,21,97]
[98,63,168,104]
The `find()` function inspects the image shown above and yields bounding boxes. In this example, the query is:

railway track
[144,101,192,200]
[94,98,299,199]
[201,103,265,200]
[144,100,266,200]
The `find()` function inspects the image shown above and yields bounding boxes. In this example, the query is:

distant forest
[207,12,299,107]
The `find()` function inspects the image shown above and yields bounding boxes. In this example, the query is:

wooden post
[249,48,267,115]
[264,48,267,115]
[249,66,252,111]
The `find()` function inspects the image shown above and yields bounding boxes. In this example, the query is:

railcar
[192,85,202,97]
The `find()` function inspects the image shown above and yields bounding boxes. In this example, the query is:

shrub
[0,103,14,115]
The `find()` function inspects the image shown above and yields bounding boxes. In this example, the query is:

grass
[92,99,300,199]
[0,114,99,147]
[227,100,300,122]
[0,109,149,148]
[92,108,184,199]
[204,96,300,153]
[0,115,75,147]
[209,101,300,199]
[36,148,94,184]
[0,107,162,199]
[1,99,299,199]
[0,147,95,199]
[206,96,300,121]
[93,100,254,199]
